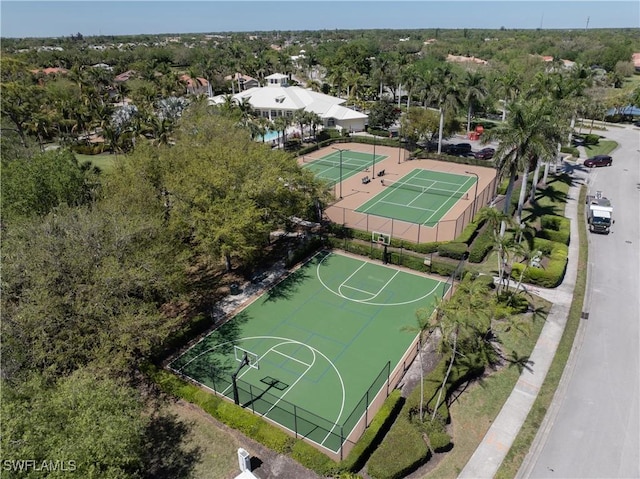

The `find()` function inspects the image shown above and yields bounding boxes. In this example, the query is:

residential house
[209,73,368,133]
[180,75,211,96]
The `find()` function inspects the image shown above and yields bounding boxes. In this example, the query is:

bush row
[468,226,494,263]
[511,237,568,288]
[367,352,485,479]
[143,364,343,475]
[145,361,410,476]
[327,237,462,278]
[537,215,570,245]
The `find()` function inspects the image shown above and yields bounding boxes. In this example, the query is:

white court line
[422,177,475,225]
[358,169,425,213]
[407,179,436,207]
[317,253,441,307]
[341,284,377,296]
[378,199,436,212]
[263,342,316,417]
[174,335,347,451]
[272,348,312,368]
[337,261,368,296]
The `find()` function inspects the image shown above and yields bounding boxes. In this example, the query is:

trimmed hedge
[437,242,468,260]
[537,215,570,245]
[511,238,568,288]
[143,364,340,473]
[366,414,430,479]
[341,390,405,472]
[468,226,494,263]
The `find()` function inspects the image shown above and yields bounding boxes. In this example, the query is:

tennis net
[384,179,469,200]
[303,156,369,172]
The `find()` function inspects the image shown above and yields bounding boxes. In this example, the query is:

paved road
[521,124,640,478]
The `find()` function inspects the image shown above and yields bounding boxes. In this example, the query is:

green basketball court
[302,150,387,185]
[356,168,477,226]
[169,251,449,455]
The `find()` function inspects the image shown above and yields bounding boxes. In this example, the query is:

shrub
[583,133,600,145]
[468,227,494,263]
[456,218,485,245]
[437,242,468,260]
[341,390,404,473]
[366,414,430,479]
[538,215,570,245]
[511,238,568,288]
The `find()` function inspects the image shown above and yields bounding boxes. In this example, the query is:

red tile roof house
[633,53,640,72]
[180,75,210,95]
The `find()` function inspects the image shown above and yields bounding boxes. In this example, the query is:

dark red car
[474,147,496,160]
[583,155,613,168]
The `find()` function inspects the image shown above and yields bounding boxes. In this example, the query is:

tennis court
[356,168,477,226]
[169,251,448,457]
[302,150,387,185]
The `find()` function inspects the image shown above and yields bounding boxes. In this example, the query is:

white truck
[586,191,613,234]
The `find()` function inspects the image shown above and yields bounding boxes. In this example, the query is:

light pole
[372,135,376,178]
[332,146,347,199]
[465,171,479,217]
[398,122,402,164]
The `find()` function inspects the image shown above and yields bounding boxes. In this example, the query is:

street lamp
[332,146,347,199]
[372,135,376,178]
[465,171,479,217]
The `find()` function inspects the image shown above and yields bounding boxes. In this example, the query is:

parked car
[583,155,613,168]
[418,140,438,152]
[474,147,496,160]
[443,143,472,156]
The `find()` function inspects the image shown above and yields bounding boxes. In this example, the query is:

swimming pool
[261,129,279,142]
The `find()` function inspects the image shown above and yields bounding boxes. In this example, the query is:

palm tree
[482,98,564,223]
[428,65,463,154]
[477,206,513,294]
[272,116,290,147]
[402,306,439,421]
[494,70,521,122]
[430,276,494,421]
[462,71,488,134]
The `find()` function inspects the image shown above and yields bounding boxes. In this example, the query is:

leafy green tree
[1,149,97,221]
[461,71,488,133]
[1,369,199,479]
[367,99,400,130]
[1,204,187,381]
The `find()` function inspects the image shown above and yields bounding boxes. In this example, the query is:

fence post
[249,384,255,413]
[340,426,344,461]
[293,405,298,438]
[365,391,369,426]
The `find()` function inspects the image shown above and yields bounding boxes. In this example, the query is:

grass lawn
[75,153,117,173]
[583,139,618,157]
[422,295,551,479]
[168,400,240,479]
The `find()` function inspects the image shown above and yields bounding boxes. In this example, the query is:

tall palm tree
[272,116,290,147]
[483,98,564,224]
[403,305,439,422]
[428,65,463,154]
[477,205,514,290]
[494,70,521,122]
[462,71,488,134]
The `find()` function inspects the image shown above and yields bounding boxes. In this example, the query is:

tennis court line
[358,169,425,214]
[422,176,475,225]
[378,199,436,212]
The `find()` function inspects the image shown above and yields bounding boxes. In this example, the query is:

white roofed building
[210,73,367,133]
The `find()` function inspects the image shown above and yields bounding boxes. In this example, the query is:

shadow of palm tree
[506,350,534,373]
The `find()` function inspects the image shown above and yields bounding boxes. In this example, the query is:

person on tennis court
[380,179,385,186]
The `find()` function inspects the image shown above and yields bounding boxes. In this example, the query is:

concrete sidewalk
[458,177,582,478]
